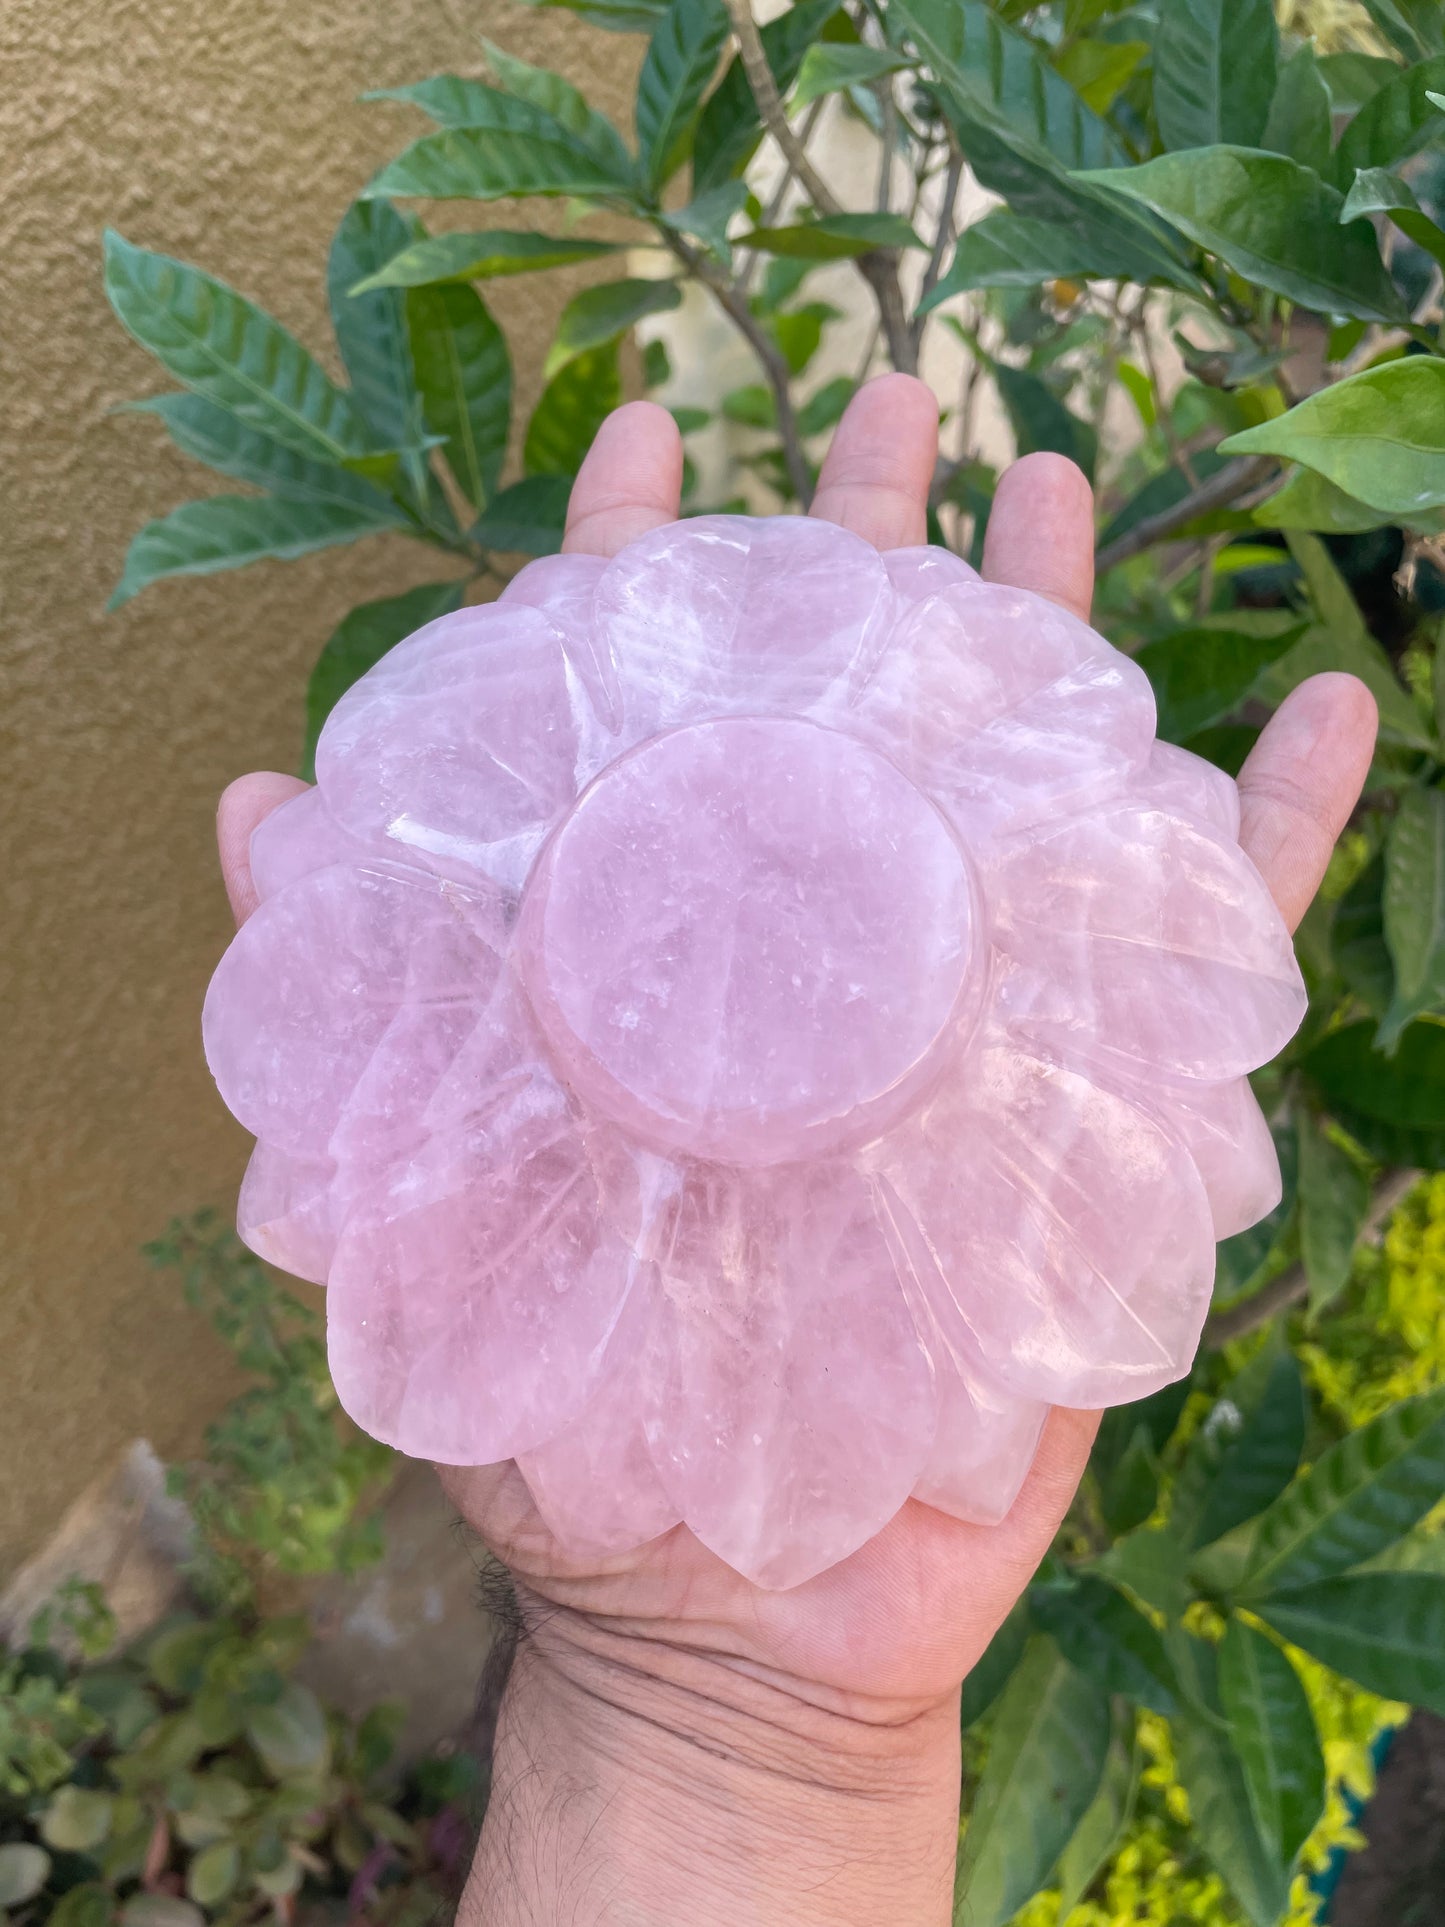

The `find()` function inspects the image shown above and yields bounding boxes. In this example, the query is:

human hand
[217,375,1378,1926]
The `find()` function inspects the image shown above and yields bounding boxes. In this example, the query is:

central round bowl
[517,715,982,1165]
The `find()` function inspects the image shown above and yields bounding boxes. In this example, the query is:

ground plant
[92,0,1445,1920]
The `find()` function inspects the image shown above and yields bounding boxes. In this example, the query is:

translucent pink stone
[203,515,1305,1589]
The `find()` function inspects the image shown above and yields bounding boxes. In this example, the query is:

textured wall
[0,0,633,1574]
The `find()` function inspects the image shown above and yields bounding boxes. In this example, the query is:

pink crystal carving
[205,516,1304,1589]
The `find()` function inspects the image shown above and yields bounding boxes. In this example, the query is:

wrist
[462,1590,961,1927]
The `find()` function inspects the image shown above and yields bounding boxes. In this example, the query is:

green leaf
[1355,1526,1445,1575]
[1255,466,1426,535]
[1334,853,1395,1017]
[1053,37,1148,116]
[1217,1619,1325,1868]
[1171,1640,1292,1927]
[186,1841,239,1909]
[0,1844,52,1907]
[960,1600,1030,1729]
[49,1886,112,1927]
[405,283,510,509]
[721,382,776,428]
[472,475,573,553]
[743,211,924,258]
[367,120,631,205]
[1329,54,1445,191]
[119,1900,203,1927]
[512,0,667,28]
[1152,0,1278,152]
[104,231,382,467]
[327,198,425,462]
[1232,1386,1445,1598]
[1224,360,1445,516]
[993,364,1096,478]
[1094,1525,1193,1622]
[1297,1111,1370,1312]
[1053,1712,1141,1915]
[110,494,398,608]
[1262,44,1333,177]
[662,180,750,259]
[793,43,910,107]
[636,0,729,190]
[953,1638,1110,1927]
[524,341,621,476]
[1028,1576,1180,1714]
[925,211,1143,303]
[1318,52,1400,113]
[1260,1573,1445,1713]
[482,40,635,175]
[692,0,840,193]
[1192,1351,1308,1552]
[351,230,621,291]
[1135,624,1299,742]
[41,1786,114,1853]
[1306,1017,1445,1163]
[1342,165,1445,274]
[303,580,466,778]
[1077,150,1407,323]
[245,1681,331,1778]
[1358,0,1445,60]
[796,375,855,437]
[126,394,396,517]
[545,278,682,377]
[1381,787,1445,1049]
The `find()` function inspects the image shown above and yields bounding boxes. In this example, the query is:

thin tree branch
[723,0,918,376]
[1201,1167,1418,1349]
[666,232,814,506]
[737,97,827,300]
[911,147,964,355]
[1094,455,1276,574]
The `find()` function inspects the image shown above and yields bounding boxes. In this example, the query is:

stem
[911,148,964,357]
[723,0,918,376]
[1094,455,1276,574]
[1200,1168,1418,1349]
[667,231,814,506]
[737,98,827,299]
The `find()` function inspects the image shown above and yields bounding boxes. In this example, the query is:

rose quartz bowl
[204,516,1303,1589]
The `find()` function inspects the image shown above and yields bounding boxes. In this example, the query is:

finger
[1238,672,1378,933]
[563,400,684,559]
[217,771,308,926]
[981,452,1095,622]
[810,372,938,550]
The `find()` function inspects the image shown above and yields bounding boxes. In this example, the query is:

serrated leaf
[1297,1111,1369,1314]
[1262,44,1333,176]
[1171,1639,1291,1927]
[1077,149,1407,323]
[1224,360,1445,518]
[472,475,572,554]
[0,1844,51,1907]
[692,0,839,192]
[244,1681,330,1778]
[405,283,510,509]
[351,230,621,291]
[743,212,924,258]
[1029,1576,1180,1714]
[41,1787,113,1853]
[303,580,466,777]
[1053,1710,1140,1915]
[327,198,424,465]
[1329,54,1445,191]
[1135,624,1299,742]
[1260,1572,1445,1713]
[524,341,621,476]
[545,278,682,378]
[1232,1386,1445,1598]
[953,1638,1110,1927]
[635,0,729,190]
[1218,1618,1325,1868]
[482,40,635,175]
[111,494,398,608]
[1153,0,1278,151]
[128,394,401,516]
[1380,787,1445,1049]
[104,231,383,467]
[793,43,910,108]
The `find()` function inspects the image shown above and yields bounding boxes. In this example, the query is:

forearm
[461,1600,962,1927]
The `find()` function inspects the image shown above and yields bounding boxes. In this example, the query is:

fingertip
[563,400,684,558]
[218,771,308,926]
[811,372,940,550]
[983,452,1095,622]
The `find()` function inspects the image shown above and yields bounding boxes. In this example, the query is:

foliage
[0,1229,471,1927]
[100,0,1445,1918]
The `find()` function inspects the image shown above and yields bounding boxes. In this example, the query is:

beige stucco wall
[0,0,634,1575]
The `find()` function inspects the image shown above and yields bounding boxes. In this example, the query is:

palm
[218,376,1375,1714]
